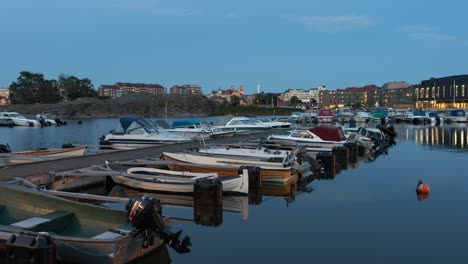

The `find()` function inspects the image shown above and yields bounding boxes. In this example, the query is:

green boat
[0,180,190,263]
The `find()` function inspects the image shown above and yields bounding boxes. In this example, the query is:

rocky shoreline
[0,94,216,118]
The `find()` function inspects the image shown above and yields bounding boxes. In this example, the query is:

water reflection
[128,244,171,264]
[108,185,249,225]
[407,124,468,150]
[261,175,315,206]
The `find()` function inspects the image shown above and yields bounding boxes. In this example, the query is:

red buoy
[416,180,430,194]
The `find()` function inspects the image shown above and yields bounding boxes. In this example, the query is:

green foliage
[230,95,241,107]
[9,71,61,104]
[289,95,301,106]
[253,92,280,105]
[58,74,97,101]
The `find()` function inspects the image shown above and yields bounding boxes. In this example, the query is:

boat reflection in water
[129,244,171,264]
[408,124,468,150]
[108,185,249,227]
[260,175,316,206]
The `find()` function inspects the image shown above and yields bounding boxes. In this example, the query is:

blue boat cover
[172,119,201,128]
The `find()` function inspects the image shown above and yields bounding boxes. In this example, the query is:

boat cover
[309,125,346,141]
[172,119,202,128]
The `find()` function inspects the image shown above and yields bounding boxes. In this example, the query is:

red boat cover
[309,125,346,141]
[318,110,334,116]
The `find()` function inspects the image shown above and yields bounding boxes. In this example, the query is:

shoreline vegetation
[0,94,301,118]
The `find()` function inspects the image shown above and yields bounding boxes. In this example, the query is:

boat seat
[92,228,131,240]
[10,210,73,230]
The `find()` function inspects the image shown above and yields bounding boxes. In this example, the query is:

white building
[282,85,326,103]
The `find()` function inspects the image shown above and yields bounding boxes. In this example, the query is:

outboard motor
[126,195,191,253]
[0,143,11,153]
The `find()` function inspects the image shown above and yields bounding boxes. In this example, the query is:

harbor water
[1,118,468,263]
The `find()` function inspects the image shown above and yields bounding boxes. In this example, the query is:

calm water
[2,119,468,263]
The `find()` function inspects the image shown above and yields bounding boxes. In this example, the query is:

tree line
[8,71,98,104]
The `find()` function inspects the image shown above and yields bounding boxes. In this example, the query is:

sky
[1,0,467,95]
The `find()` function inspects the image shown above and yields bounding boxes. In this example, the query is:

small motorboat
[54,163,249,195]
[99,117,192,150]
[107,163,249,195]
[0,144,87,166]
[0,179,191,263]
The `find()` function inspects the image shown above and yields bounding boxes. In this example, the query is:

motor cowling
[126,195,191,253]
[126,194,162,231]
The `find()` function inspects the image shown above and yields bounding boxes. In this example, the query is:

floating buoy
[416,180,430,194]
[417,192,430,201]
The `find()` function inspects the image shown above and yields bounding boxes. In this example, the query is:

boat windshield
[114,117,165,134]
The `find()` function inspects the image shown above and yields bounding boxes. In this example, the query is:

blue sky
[1,0,467,94]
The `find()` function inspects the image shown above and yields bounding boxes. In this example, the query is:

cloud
[114,1,201,17]
[288,15,374,32]
[403,26,459,43]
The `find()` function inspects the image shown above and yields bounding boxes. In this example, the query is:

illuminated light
[419,129,423,145]
[431,127,435,145]
[454,129,458,148]
[442,129,444,145]
[462,129,465,149]
[425,127,429,144]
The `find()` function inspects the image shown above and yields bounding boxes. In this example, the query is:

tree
[9,71,61,104]
[230,95,241,107]
[253,92,280,105]
[289,95,301,107]
[58,74,97,101]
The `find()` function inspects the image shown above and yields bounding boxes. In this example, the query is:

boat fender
[416,180,430,194]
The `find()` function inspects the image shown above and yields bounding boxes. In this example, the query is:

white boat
[111,166,249,195]
[36,113,60,126]
[354,111,371,123]
[99,117,192,150]
[0,111,40,126]
[254,117,292,128]
[316,109,335,123]
[267,125,349,152]
[343,126,385,150]
[63,164,249,195]
[404,109,426,124]
[196,144,291,161]
[0,115,14,127]
[425,111,444,125]
[444,109,467,123]
[165,122,212,139]
[0,144,87,166]
[161,152,297,183]
[165,119,235,139]
[211,116,269,132]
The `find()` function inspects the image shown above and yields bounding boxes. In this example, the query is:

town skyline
[1,0,467,94]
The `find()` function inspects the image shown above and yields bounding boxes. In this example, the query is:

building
[208,86,246,104]
[281,86,326,103]
[0,88,9,105]
[383,81,410,89]
[414,75,468,109]
[170,84,203,95]
[98,82,166,98]
[320,85,383,109]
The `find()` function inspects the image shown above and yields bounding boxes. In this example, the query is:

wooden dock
[0,131,271,180]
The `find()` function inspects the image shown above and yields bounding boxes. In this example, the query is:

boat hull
[0,146,87,166]
[161,152,293,183]
[0,183,164,264]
